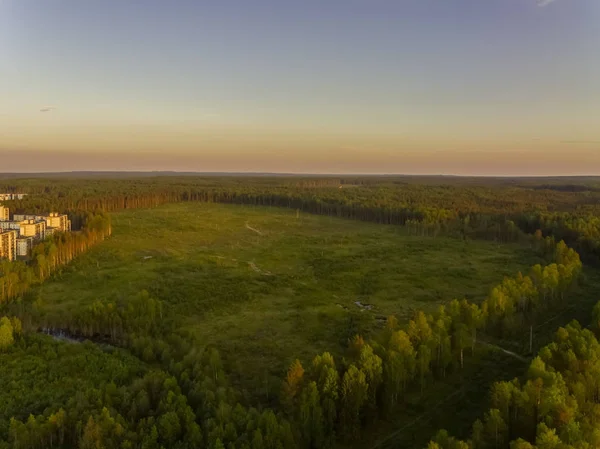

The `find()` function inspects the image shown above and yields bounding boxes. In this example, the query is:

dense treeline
[518,212,600,264]
[3,176,599,260]
[0,176,598,449]
[482,237,582,346]
[0,316,298,449]
[0,212,111,303]
[425,299,600,449]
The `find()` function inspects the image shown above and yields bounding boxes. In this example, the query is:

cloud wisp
[40,107,56,113]
[536,0,557,7]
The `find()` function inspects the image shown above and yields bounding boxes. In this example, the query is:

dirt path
[248,261,273,276]
[477,341,529,363]
[245,222,263,235]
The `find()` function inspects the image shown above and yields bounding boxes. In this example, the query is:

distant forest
[0,174,599,449]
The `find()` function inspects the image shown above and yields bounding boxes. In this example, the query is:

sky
[1,0,599,175]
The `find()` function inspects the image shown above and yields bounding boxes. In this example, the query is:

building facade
[0,230,17,261]
[2,205,73,259]
[0,221,21,232]
[16,236,34,258]
[14,212,71,233]
[0,193,27,201]
[20,219,46,240]
[12,214,42,222]
[46,213,72,232]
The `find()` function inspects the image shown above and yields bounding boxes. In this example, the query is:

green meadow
[32,203,541,392]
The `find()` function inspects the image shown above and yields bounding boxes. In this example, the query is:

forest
[0,174,599,449]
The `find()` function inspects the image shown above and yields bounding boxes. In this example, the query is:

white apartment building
[13,214,43,222]
[14,212,71,233]
[0,193,27,201]
[0,221,21,232]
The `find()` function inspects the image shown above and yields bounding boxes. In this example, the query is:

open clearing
[32,203,542,393]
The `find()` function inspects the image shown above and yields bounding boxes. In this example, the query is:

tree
[312,353,339,447]
[252,429,264,449]
[281,359,305,417]
[408,311,433,347]
[454,323,470,369]
[157,411,182,446]
[340,365,368,439]
[80,416,103,449]
[299,381,324,449]
[356,343,382,417]
[535,423,561,449]
[0,317,14,351]
[510,439,535,449]
[417,344,432,392]
[483,409,508,449]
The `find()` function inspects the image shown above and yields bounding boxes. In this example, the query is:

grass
[32,203,542,395]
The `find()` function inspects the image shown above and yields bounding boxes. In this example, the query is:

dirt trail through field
[248,261,273,276]
[245,222,263,235]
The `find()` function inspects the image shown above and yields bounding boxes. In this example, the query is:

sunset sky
[1,0,599,175]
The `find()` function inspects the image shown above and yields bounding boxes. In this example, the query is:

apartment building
[1,204,73,259]
[16,237,34,258]
[14,212,71,233]
[0,230,17,261]
[0,193,27,201]
[12,214,43,222]
[20,219,46,240]
[0,221,21,232]
[46,212,72,232]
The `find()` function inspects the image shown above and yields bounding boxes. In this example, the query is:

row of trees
[36,290,166,344]
[481,239,582,347]
[0,212,112,303]
[0,316,21,351]
[3,177,600,259]
[255,237,583,446]
[426,300,600,449]
[518,212,600,264]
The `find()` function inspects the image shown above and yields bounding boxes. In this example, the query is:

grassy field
[32,203,542,394]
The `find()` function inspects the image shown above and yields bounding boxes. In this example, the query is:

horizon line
[1,170,600,179]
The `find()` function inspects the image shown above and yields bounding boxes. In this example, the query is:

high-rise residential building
[13,214,43,222]
[0,230,17,261]
[14,212,71,233]
[0,221,21,232]
[20,219,46,240]
[0,193,27,201]
[46,212,72,232]
[0,205,8,221]
[16,236,34,258]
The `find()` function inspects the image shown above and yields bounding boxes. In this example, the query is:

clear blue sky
[1,0,599,174]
